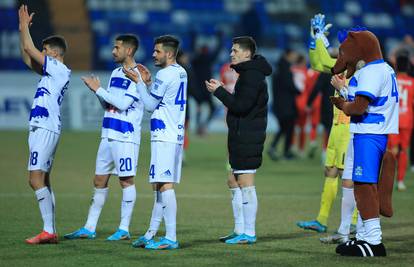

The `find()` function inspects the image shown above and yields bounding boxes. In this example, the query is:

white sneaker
[411,165,414,172]
[397,181,407,191]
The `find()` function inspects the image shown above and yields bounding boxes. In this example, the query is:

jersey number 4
[175,82,186,111]
[391,73,399,103]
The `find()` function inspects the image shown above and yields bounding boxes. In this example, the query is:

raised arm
[18,5,44,74]
[308,13,336,73]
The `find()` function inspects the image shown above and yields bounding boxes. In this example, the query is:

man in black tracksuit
[205,36,272,245]
[268,49,299,160]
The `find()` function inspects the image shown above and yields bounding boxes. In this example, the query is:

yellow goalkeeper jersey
[309,39,350,125]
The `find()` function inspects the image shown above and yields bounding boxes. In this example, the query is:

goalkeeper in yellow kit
[296,14,357,244]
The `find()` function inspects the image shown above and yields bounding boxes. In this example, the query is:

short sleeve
[150,69,170,99]
[43,55,64,77]
[355,68,383,101]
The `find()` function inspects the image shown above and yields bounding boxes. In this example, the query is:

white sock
[356,213,366,241]
[35,187,55,233]
[162,189,177,242]
[48,187,56,233]
[241,186,257,237]
[119,185,136,232]
[84,187,108,232]
[337,187,356,235]
[363,218,382,245]
[230,187,244,235]
[144,191,163,240]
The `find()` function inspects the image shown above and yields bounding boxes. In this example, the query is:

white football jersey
[348,59,399,134]
[29,55,71,134]
[150,63,187,144]
[101,67,144,144]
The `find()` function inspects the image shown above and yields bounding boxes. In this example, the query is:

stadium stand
[0,0,413,70]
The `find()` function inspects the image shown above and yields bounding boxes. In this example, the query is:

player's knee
[236,174,255,187]
[119,176,134,188]
[227,174,238,188]
[324,166,338,177]
[390,146,399,156]
[94,175,109,188]
[342,179,354,188]
[28,171,45,190]
[158,182,174,192]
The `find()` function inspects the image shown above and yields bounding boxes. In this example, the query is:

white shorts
[95,138,139,178]
[342,134,354,180]
[232,169,257,174]
[148,141,183,184]
[27,127,60,172]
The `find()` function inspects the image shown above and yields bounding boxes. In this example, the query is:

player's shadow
[179,232,307,249]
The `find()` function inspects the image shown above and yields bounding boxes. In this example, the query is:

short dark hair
[116,34,139,55]
[232,36,256,57]
[154,35,180,57]
[42,35,67,56]
[396,52,411,73]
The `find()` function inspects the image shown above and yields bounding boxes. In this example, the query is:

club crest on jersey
[34,87,51,99]
[150,118,166,131]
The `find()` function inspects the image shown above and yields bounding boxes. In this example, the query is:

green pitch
[0,131,413,266]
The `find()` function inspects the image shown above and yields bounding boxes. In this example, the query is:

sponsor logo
[161,169,172,178]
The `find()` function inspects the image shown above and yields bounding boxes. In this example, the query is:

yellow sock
[316,177,338,226]
[351,209,358,225]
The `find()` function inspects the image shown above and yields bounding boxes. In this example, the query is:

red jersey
[397,73,414,129]
[220,63,238,94]
[291,65,308,110]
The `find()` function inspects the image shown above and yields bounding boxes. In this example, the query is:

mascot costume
[331,26,398,257]
[311,14,398,257]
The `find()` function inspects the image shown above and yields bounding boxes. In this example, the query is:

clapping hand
[81,75,101,93]
[18,5,34,31]
[205,79,223,93]
[123,64,151,86]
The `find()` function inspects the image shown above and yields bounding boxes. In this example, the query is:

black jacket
[272,57,299,120]
[214,55,272,170]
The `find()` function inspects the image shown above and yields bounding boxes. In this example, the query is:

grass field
[0,131,413,267]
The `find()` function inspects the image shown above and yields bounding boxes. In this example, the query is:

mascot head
[332,28,382,78]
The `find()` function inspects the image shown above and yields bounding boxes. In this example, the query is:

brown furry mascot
[330,30,398,257]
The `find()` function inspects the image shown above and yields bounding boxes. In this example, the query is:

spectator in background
[237,3,263,45]
[306,72,335,161]
[388,51,414,190]
[291,54,309,157]
[268,49,299,160]
[191,31,223,135]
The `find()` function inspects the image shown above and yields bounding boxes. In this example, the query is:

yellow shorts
[325,123,350,169]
